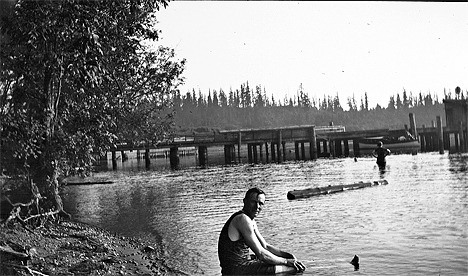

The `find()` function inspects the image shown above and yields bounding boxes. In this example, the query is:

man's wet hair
[245,187,265,199]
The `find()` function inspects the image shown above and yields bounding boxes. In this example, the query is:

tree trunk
[34,68,69,218]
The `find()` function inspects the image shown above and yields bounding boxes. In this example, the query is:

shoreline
[0,220,188,276]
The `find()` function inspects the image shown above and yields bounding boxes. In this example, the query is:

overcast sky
[156,1,468,108]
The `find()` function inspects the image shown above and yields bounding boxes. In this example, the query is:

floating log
[65,180,114,186]
[287,180,388,200]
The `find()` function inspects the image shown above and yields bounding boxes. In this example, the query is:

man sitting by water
[218,187,306,275]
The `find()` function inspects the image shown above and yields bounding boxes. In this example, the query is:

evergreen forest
[171,82,465,134]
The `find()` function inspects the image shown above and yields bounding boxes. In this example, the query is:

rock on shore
[0,220,188,276]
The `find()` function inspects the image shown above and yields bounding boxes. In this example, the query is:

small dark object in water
[350,255,359,270]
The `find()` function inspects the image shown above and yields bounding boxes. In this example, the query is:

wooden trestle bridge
[109,109,467,170]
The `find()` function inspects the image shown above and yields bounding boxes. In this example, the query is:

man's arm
[253,223,295,259]
[235,214,289,266]
[234,215,305,272]
[265,244,296,259]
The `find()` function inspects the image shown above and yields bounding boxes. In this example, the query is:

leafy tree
[240,82,252,108]
[347,94,358,111]
[364,92,369,111]
[418,92,424,106]
[207,89,213,107]
[197,90,205,107]
[297,83,311,107]
[235,89,241,108]
[228,88,235,107]
[333,94,343,112]
[218,88,227,107]
[1,0,184,219]
[253,85,264,107]
[387,95,396,110]
[402,89,410,108]
[396,93,403,109]
[192,89,197,107]
[212,89,219,107]
[182,91,194,109]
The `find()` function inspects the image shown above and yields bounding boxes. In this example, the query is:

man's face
[243,192,266,219]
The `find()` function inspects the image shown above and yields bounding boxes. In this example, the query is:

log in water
[287,179,388,200]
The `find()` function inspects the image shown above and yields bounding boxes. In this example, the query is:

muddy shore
[0,220,188,276]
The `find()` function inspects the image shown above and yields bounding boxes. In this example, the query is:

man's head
[377,141,383,147]
[243,188,266,219]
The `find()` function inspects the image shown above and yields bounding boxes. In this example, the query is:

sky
[155,1,468,108]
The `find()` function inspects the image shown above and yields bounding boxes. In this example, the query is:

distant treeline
[172,82,465,132]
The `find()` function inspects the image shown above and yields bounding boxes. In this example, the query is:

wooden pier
[108,100,468,169]
[109,123,414,170]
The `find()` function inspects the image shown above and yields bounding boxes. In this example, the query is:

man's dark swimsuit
[374,147,389,168]
[218,210,275,275]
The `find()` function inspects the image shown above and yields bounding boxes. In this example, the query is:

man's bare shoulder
[231,212,253,228]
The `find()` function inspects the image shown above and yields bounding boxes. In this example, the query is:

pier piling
[197,146,206,168]
[437,116,444,154]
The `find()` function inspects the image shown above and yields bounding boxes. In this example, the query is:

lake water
[62,152,468,275]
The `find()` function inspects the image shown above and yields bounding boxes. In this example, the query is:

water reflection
[63,153,468,276]
[449,153,468,173]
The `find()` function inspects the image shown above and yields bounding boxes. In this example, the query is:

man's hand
[286,258,306,272]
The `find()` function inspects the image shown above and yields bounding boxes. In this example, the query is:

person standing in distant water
[372,141,391,169]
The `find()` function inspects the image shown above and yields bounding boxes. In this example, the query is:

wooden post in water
[344,140,350,157]
[437,116,444,154]
[145,148,150,169]
[197,146,206,168]
[276,130,282,163]
[253,144,258,164]
[309,126,317,160]
[224,145,229,164]
[259,144,263,163]
[323,140,328,156]
[282,141,286,162]
[112,150,117,170]
[301,142,306,160]
[224,144,235,164]
[409,113,418,139]
[420,125,426,152]
[329,139,335,157]
[294,142,300,161]
[265,142,269,163]
[460,121,466,152]
[247,144,253,163]
[231,145,236,163]
[271,143,276,162]
[335,140,343,157]
[445,132,451,151]
[237,131,242,163]
[353,139,360,157]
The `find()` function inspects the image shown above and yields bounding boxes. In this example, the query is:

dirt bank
[0,220,188,276]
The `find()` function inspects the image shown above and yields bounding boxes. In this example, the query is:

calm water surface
[62,153,468,275]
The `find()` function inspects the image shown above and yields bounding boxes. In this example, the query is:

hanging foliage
[0,0,185,223]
